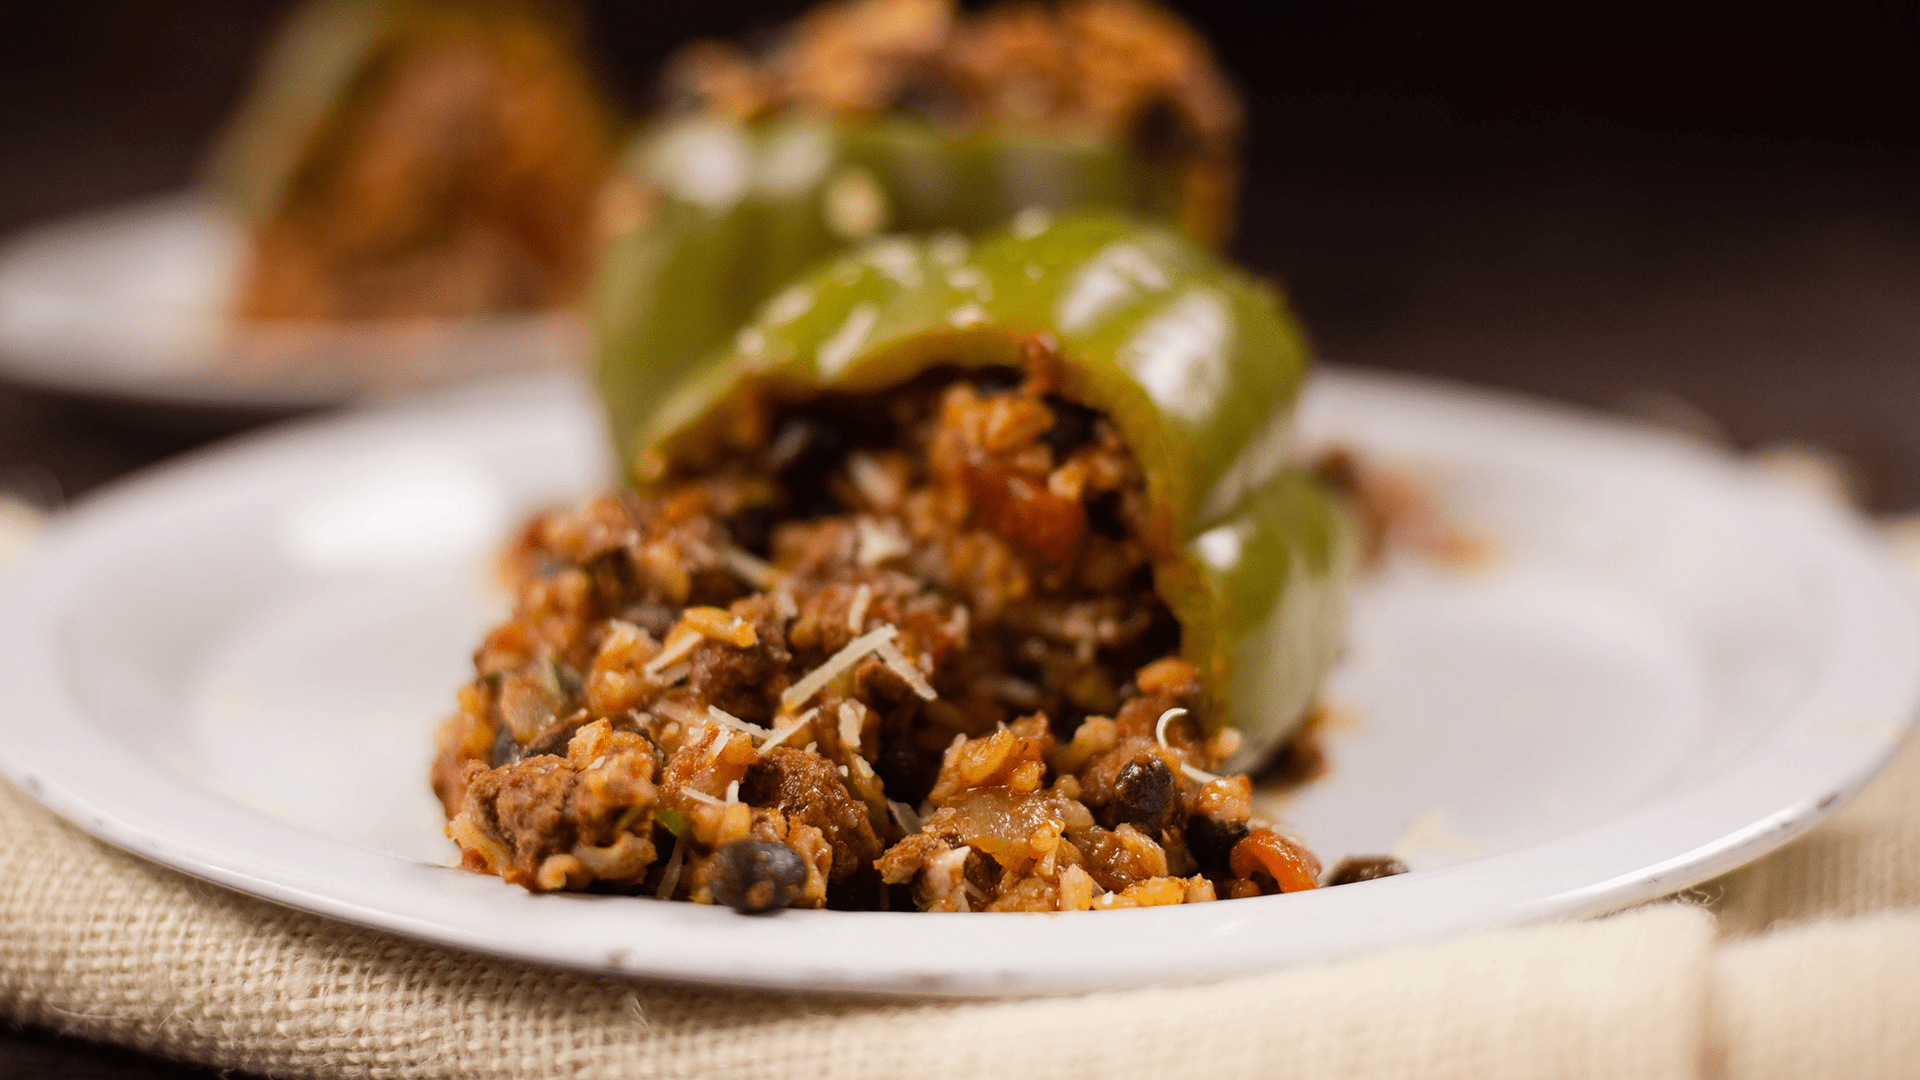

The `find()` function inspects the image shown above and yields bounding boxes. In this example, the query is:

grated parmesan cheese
[837,700,867,758]
[757,707,818,756]
[725,779,740,803]
[682,787,724,807]
[653,699,702,729]
[846,583,872,633]
[643,626,701,676]
[656,836,686,900]
[855,516,911,566]
[780,624,899,709]
[888,799,923,834]
[720,546,781,589]
[1181,762,1223,784]
[1156,707,1223,783]
[873,637,938,701]
[706,705,773,740]
[1154,707,1184,748]
[846,452,902,509]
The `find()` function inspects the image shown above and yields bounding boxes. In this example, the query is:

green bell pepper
[610,211,1353,766]
[208,0,609,224]
[592,113,1213,458]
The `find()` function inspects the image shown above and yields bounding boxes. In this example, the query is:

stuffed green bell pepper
[437,211,1350,908]
[592,0,1242,468]
[612,211,1350,768]
[209,0,614,320]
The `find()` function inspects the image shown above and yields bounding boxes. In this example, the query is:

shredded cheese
[780,625,899,710]
[1156,706,1222,783]
[874,638,938,701]
[724,779,740,804]
[837,701,866,758]
[1154,707,1184,748]
[756,708,818,756]
[985,675,1041,708]
[653,699,702,729]
[846,452,901,509]
[707,705,773,740]
[682,787,724,807]
[855,516,911,566]
[656,837,686,900]
[655,661,691,687]
[720,546,781,589]
[846,583,872,633]
[643,626,701,676]
[888,799,923,834]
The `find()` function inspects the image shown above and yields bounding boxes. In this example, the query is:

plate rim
[0,192,581,412]
[0,367,1915,995]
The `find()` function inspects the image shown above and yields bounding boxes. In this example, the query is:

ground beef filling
[433,356,1321,910]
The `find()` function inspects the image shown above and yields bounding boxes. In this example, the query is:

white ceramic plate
[0,368,1914,995]
[0,192,581,410]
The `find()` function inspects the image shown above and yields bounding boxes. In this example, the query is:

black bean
[1085,490,1127,539]
[765,417,848,518]
[1185,815,1249,878]
[1113,757,1178,835]
[519,711,590,760]
[489,723,523,768]
[1324,855,1410,887]
[723,502,780,557]
[767,417,846,475]
[1041,395,1101,460]
[709,840,808,914]
[874,729,941,807]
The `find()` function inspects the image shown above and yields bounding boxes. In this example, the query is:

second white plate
[0,368,1913,994]
[0,192,581,410]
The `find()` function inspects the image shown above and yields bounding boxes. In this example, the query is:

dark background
[2,1,1918,1074]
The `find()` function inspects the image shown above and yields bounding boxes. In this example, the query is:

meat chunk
[741,747,881,881]
[447,719,659,891]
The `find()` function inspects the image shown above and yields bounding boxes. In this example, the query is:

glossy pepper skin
[609,212,1353,766]
[593,114,1209,461]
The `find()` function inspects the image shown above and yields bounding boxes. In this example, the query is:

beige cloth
[3,496,1920,1079]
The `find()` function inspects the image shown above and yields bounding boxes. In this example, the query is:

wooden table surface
[2,1,1916,1076]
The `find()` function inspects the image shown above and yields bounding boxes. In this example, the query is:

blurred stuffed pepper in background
[210,0,617,321]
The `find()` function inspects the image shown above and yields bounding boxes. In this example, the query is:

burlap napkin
[2,495,1918,1080]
